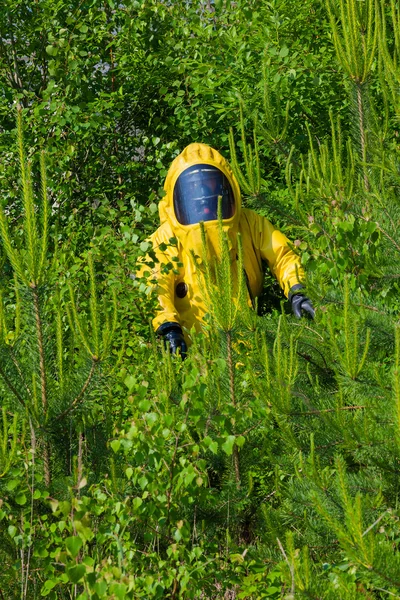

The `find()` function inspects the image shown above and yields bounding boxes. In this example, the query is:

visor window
[173,164,235,225]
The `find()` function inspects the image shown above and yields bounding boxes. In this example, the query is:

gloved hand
[156,322,187,359]
[289,285,315,319]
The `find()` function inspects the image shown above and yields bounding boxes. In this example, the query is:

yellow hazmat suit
[141,143,304,338]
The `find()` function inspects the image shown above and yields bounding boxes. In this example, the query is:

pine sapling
[0,108,118,487]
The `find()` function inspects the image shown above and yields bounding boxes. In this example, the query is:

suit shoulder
[241,208,273,229]
[150,222,174,244]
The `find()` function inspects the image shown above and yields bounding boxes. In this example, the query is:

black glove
[156,322,187,359]
[289,285,315,319]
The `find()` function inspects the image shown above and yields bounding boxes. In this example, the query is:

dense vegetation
[1,0,400,597]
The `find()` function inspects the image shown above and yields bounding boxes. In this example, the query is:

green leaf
[6,479,19,491]
[209,441,218,454]
[110,583,128,599]
[41,578,58,596]
[124,374,136,391]
[15,492,27,505]
[8,525,17,538]
[236,435,245,448]
[230,552,245,563]
[132,497,143,510]
[139,399,151,412]
[173,528,182,541]
[46,45,58,56]
[66,563,86,583]
[65,536,83,558]
[222,435,235,456]
[138,476,148,490]
[94,581,107,596]
[184,472,196,486]
[110,440,120,453]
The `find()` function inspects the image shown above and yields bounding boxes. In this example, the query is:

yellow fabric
[139,143,304,336]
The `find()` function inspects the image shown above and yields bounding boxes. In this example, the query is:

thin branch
[362,218,400,254]
[290,405,365,416]
[362,510,388,537]
[277,537,295,595]
[330,299,385,315]
[373,587,399,598]
[264,490,277,501]
[56,360,97,420]
[289,322,325,341]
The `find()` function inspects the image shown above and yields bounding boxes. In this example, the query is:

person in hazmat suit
[140,143,314,357]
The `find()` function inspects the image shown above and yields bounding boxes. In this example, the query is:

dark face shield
[173,164,235,226]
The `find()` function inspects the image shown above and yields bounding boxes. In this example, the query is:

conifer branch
[88,253,100,357]
[10,348,32,398]
[102,288,118,353]
[0,290,6,341]
[226,330,240,487]
[325,0,378,189]
[229,104,262,197]
[55,290,64,391]
[239,102,249,169]
[0,359,26,408]
[38,150,49,281]
[17,109,38,282]
[32,287,47,415]
[357,328,371,375]
[229,128,251,195]
[0,207,28,285]
[67,282,93,356]
[14,280,21,338]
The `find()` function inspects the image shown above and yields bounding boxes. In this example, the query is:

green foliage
[198,210,248,334]
[0,407,19,478]
[1,0,400,598]
[0,112,117,497]
[326,0,378,85]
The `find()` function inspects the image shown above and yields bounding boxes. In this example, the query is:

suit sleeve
[249,211,304,297]
[135,228,180,331]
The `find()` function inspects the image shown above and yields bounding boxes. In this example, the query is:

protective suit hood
[158,143,241,263]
